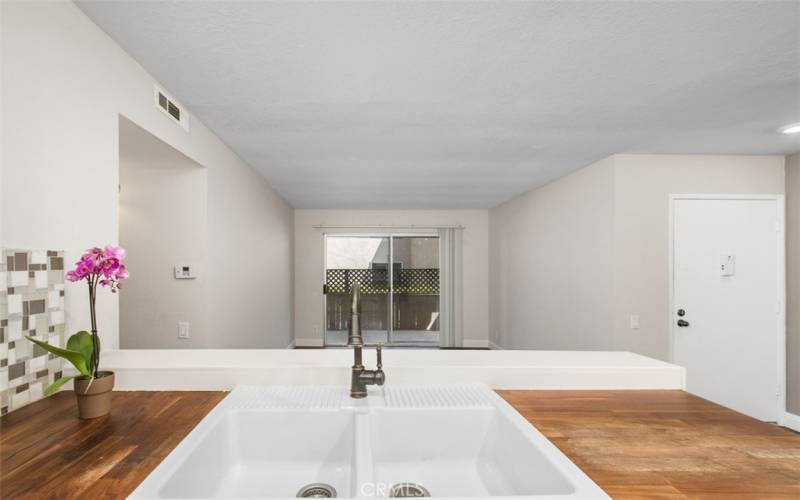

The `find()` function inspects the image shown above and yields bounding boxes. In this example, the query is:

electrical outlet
[178,321,190,339]
[629,315,640,330]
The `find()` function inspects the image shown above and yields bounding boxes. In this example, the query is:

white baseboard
[780,411,800,432]
[461,339,489,349]
[294,338,324,348]
[488,340,502,350]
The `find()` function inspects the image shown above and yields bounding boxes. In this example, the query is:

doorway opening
[118,115,208,349]
[324,234,440,347]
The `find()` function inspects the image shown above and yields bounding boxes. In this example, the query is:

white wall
[489,157,616,350]
[786,153,800,414]
[1,1,294,350]
[294,210,489,347]
[119,117,208,349]
[612,154,785,360]
[490,154,785,360]
[0,1,4,251]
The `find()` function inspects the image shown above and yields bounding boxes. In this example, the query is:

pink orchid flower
[66,245,129,293]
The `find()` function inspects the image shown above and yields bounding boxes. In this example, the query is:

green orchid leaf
[66,331,94,368]
[25,337,91,377]
[44,375,76,397]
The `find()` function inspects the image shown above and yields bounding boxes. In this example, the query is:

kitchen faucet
[347,283,385,398]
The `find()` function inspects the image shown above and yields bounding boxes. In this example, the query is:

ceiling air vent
[153,85,190,132]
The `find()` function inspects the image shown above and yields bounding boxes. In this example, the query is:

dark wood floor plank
[1,390,799,499]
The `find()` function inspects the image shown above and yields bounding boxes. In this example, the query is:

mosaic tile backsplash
[0,250,66,415]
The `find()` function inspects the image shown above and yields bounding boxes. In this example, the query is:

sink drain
[297,483,337,498]
[390,483,430,498]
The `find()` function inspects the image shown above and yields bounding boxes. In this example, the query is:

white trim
[462,339,489,349]
[489,340,503,350]
[779,411,800,432]
[390,235,395,344]
[668,193,785,201]
[321,230,439,237]
[295,338,324,348]
[322,231,329,347]
[668,194,786,422]
[313,224,464,230]
[777,196,787,422]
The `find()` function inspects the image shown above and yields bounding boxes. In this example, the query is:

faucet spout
[347,283,364,347]
[346,283,385,398]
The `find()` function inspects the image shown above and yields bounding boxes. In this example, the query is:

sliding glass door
[324,234,440,347]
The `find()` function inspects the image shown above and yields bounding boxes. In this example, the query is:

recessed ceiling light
[779,122,800,134]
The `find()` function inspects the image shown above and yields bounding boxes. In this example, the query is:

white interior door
[672,197,782,422]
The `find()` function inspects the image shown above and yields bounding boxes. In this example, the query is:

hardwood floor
[1,390,798,499]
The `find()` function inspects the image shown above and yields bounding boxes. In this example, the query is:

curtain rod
[311,224,465,230]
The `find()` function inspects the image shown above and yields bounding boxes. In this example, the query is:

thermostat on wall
[174,265,196,280]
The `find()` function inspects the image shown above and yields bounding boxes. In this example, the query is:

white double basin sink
[131,385,608,499]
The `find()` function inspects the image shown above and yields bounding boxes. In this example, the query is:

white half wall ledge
[461,340,490,348]
[294,338,325,348]
[780,412,800,433]
[97,350,685,391]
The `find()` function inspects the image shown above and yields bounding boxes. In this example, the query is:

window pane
[391,236,440,345]
[325,236,389,346]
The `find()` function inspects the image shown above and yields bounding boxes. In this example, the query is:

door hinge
[323,284,328,295]
[776,300,781,315]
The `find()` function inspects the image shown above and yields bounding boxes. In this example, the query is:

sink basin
[160,410,357,498]
[369,408,573,497]
[131,385,608,499]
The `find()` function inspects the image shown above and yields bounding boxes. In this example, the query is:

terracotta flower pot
[74,371,115,419]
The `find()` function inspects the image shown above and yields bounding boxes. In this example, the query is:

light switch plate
[178,321,190,339]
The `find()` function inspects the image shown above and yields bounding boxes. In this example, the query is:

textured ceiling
[76,1,800,208]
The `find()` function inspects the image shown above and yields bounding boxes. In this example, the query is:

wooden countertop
[1,390,798,499]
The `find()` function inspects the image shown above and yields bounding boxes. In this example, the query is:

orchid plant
[27,246,128,395]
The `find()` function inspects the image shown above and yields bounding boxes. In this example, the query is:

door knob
[677,319,690,327]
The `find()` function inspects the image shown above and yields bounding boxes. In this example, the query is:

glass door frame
[323,231,440,348]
